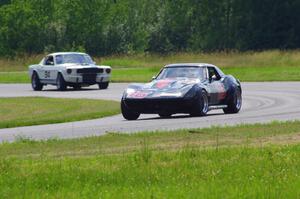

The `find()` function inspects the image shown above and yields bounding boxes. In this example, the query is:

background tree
[0,0,299,56]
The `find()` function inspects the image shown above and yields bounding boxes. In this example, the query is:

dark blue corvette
[121,63,242,120]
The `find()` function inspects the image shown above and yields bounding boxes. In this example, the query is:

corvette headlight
[159,92,182,97]
[67,69,72,74]
[126,88,136,95]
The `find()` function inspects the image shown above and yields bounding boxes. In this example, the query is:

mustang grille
[77,68,103,74]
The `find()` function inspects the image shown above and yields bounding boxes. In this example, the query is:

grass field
[1,121,300,198]
[0,97,120,129]
[0,50,300,83]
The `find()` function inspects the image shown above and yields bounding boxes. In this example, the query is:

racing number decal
[155,79,173,89]
[44,71,50,78]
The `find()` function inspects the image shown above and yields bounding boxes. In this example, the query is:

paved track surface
[0,82,300,142]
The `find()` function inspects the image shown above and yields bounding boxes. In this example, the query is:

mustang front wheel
[56,73,67,91]
[31,72,43,91]
[121,100,140,120]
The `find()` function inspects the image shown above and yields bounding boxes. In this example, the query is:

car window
[56,55,63,65]
[44,56,54,65]
[55,54,94,65]
[157,67,205,80]
[207,67,221,81]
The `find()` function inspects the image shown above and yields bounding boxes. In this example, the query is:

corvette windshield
[156,67,205,80]
[55,54,94,65]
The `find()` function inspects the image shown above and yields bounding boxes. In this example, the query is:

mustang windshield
[156,67,205,80]
[55,54,94,65]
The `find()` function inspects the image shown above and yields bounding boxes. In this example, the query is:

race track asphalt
[0,82,300,142]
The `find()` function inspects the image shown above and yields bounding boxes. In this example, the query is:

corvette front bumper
[123,96,198,114]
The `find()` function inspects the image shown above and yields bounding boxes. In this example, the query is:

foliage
[0,0,299,56]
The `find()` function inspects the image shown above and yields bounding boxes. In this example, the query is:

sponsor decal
[155,79,173,89]
[128,91,149,98]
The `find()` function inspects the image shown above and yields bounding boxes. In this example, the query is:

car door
[35,58,46,80]
[42,56,56,83]
[206,66,226,105]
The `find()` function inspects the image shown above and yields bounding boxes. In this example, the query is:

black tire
[56,73,67,91]
[31,72,43,91]
[158,113,172,118]
[99,82,109,89]
[190,90,209,117]
[121,100,140,120]
[72,85,81,90]
[223,89,242,114]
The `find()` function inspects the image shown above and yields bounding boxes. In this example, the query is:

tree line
[0,0,299,57]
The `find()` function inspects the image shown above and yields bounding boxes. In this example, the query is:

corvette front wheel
[190,90,209,117]
[121,100,140,120]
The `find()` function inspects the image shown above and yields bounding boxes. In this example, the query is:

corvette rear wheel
[99,82,109,89]
[31,72,43,91]
[190,90,209,117]
[121,100,140,120]
[223,89,242,114]
[56,73,67,91]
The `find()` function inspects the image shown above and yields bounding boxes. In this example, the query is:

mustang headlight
[67,69,72,74]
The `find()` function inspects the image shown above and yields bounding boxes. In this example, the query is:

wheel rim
[57,77,61,89]
[235,92,242,110]
[32,75,36,88]
[202,94,209,113]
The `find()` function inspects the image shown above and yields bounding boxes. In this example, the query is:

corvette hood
[126,78,200,99]
[145,78,199,90]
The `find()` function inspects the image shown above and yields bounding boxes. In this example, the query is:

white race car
[28,52,111,91]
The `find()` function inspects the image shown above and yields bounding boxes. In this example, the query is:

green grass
[0,50,300,83]
[1,65,299,83]
[0,97,120,129]
[1,121,300,198]
[101,50,300,68]
[223,66,300,81]
[0,72,29,83]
